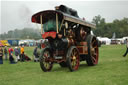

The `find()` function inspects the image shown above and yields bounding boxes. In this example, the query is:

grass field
[0,45,128,85]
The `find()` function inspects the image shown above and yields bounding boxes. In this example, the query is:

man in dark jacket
[123,39,128,57]
[33,46,40,62]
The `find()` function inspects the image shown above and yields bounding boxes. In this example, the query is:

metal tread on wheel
[39,48,53,72]
[66,46,80,72]
[86,35,99,66]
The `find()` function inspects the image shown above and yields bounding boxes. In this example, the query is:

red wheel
[66,46,80,72]
[39,48,53,72]
[86,35,99,66]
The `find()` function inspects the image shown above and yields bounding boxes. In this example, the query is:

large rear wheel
[39,48,53,72]
[86,35,99,66]
[66,46,80,72]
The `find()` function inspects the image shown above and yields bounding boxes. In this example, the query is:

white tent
[97,37,111,45]
[19,39,36,46]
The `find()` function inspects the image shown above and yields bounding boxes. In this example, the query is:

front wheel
[39,48,53,72]
[66,46,80,72]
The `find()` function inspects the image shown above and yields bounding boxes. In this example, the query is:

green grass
[0,45,128,85]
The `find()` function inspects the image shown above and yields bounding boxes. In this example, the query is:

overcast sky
[0,0,128,34]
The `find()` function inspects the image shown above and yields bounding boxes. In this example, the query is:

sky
[0,0,128,34]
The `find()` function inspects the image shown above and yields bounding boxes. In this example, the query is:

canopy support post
[56,13,59,33]
[40,14,43,34]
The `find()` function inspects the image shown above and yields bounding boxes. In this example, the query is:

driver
[80,27,87,40]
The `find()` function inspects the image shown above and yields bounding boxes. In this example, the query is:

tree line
[92,15,128,38]
[0,15,128,40]
[0,28,42,40]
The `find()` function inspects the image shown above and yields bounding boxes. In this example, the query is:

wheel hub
[73,56,76,60]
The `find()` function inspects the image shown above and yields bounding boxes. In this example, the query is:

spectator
[24,54,31,61]
[123,39,128,57]
[4,46,8,60]
[18,45,21,60]
[20,45,25,62]
[33,46,40,62]
[14,47,20,62]
[8,47,16,64]
[0,47,3,64]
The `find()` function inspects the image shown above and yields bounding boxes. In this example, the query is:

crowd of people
[0,45,40,64]
[0,39,127,65]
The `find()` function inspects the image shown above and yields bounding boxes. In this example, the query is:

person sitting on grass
[24,54,31,61]
[0,47,3,64]
[123,39,128,57]
[8,47,16,64]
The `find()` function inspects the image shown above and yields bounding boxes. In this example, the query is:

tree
[92,15,128,38]
[92,15,106,37]
[0,28,42,40]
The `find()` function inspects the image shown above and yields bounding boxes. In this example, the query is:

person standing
[0,47,3,64]
[4,46,8,60]
[18,45,21,60]
[33,46,40,62]
[8,47,16,64]
[123,39,128,57]
[14,47,20,62]
[20,45,25,62]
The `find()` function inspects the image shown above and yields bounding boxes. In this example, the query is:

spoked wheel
[66,46,80,72]
[86,35,99,66]
[39,48,53,72]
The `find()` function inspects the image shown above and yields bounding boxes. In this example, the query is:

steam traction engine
[31,5,99,72]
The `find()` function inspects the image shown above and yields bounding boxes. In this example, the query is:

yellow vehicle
[0,40,10,46]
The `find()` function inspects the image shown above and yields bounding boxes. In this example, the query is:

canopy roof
[32,10,96,29]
